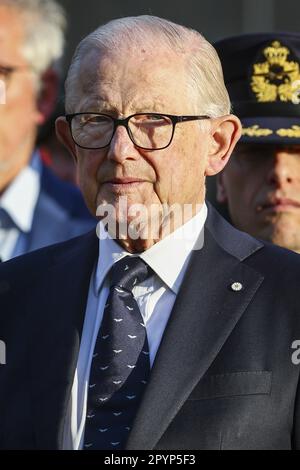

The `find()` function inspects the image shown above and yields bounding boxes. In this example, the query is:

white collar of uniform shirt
[95,202,207,295]
[0,150,41,233]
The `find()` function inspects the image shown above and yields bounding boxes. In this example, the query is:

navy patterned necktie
[84,256,152,450]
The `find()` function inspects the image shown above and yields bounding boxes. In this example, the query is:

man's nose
[106,125,140,164]
[266,150,293,187]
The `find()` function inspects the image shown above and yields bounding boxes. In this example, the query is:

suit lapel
[126,206,265,450]
[31,231,98,449]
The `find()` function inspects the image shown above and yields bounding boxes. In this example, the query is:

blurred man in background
[215,33,300,253]
[0,0,94,262]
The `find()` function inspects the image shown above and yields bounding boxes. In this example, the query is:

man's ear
[205,114,242,176]
[216,172,228,204]
[36,69,59,125]
[55,116,78,162]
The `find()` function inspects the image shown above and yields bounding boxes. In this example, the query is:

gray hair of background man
[65,15,230,119]
[1,0,66,83]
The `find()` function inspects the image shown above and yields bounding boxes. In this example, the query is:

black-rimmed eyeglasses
[65,112,210,151]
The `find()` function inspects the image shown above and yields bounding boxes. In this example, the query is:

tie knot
[111,256,152,292]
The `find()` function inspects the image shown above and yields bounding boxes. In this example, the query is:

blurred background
[57,0,300,72]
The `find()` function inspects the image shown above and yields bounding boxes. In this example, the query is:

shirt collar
[95,203,207,295]
[0,151,41,232]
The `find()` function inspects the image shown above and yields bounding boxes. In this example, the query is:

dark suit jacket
[22,163,96,254]
[0,203,300,450]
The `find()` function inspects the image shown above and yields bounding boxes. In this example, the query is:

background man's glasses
[66,112,210,151]
[0,64,32,84]
[0,65,18,83]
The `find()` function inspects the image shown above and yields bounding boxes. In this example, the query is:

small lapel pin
[231,282,243,292]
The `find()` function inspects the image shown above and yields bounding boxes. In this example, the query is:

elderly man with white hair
[0,0,94,262]
[0,15,300,451]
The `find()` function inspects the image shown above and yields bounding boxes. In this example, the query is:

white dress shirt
[0,152,41,261]
[63,203,208,449]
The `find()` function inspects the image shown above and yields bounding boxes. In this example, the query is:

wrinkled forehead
[78,48,122,91]
[75,46,192,112]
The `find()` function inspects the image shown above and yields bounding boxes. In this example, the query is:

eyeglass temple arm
[175,115,210,123]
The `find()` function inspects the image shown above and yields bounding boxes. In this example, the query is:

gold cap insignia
[276,125,300,138]
[242,125,273,137]
[251,41,300,102]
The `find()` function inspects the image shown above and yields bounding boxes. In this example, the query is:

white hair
[65,15,230,117]
[0,0,66,78]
